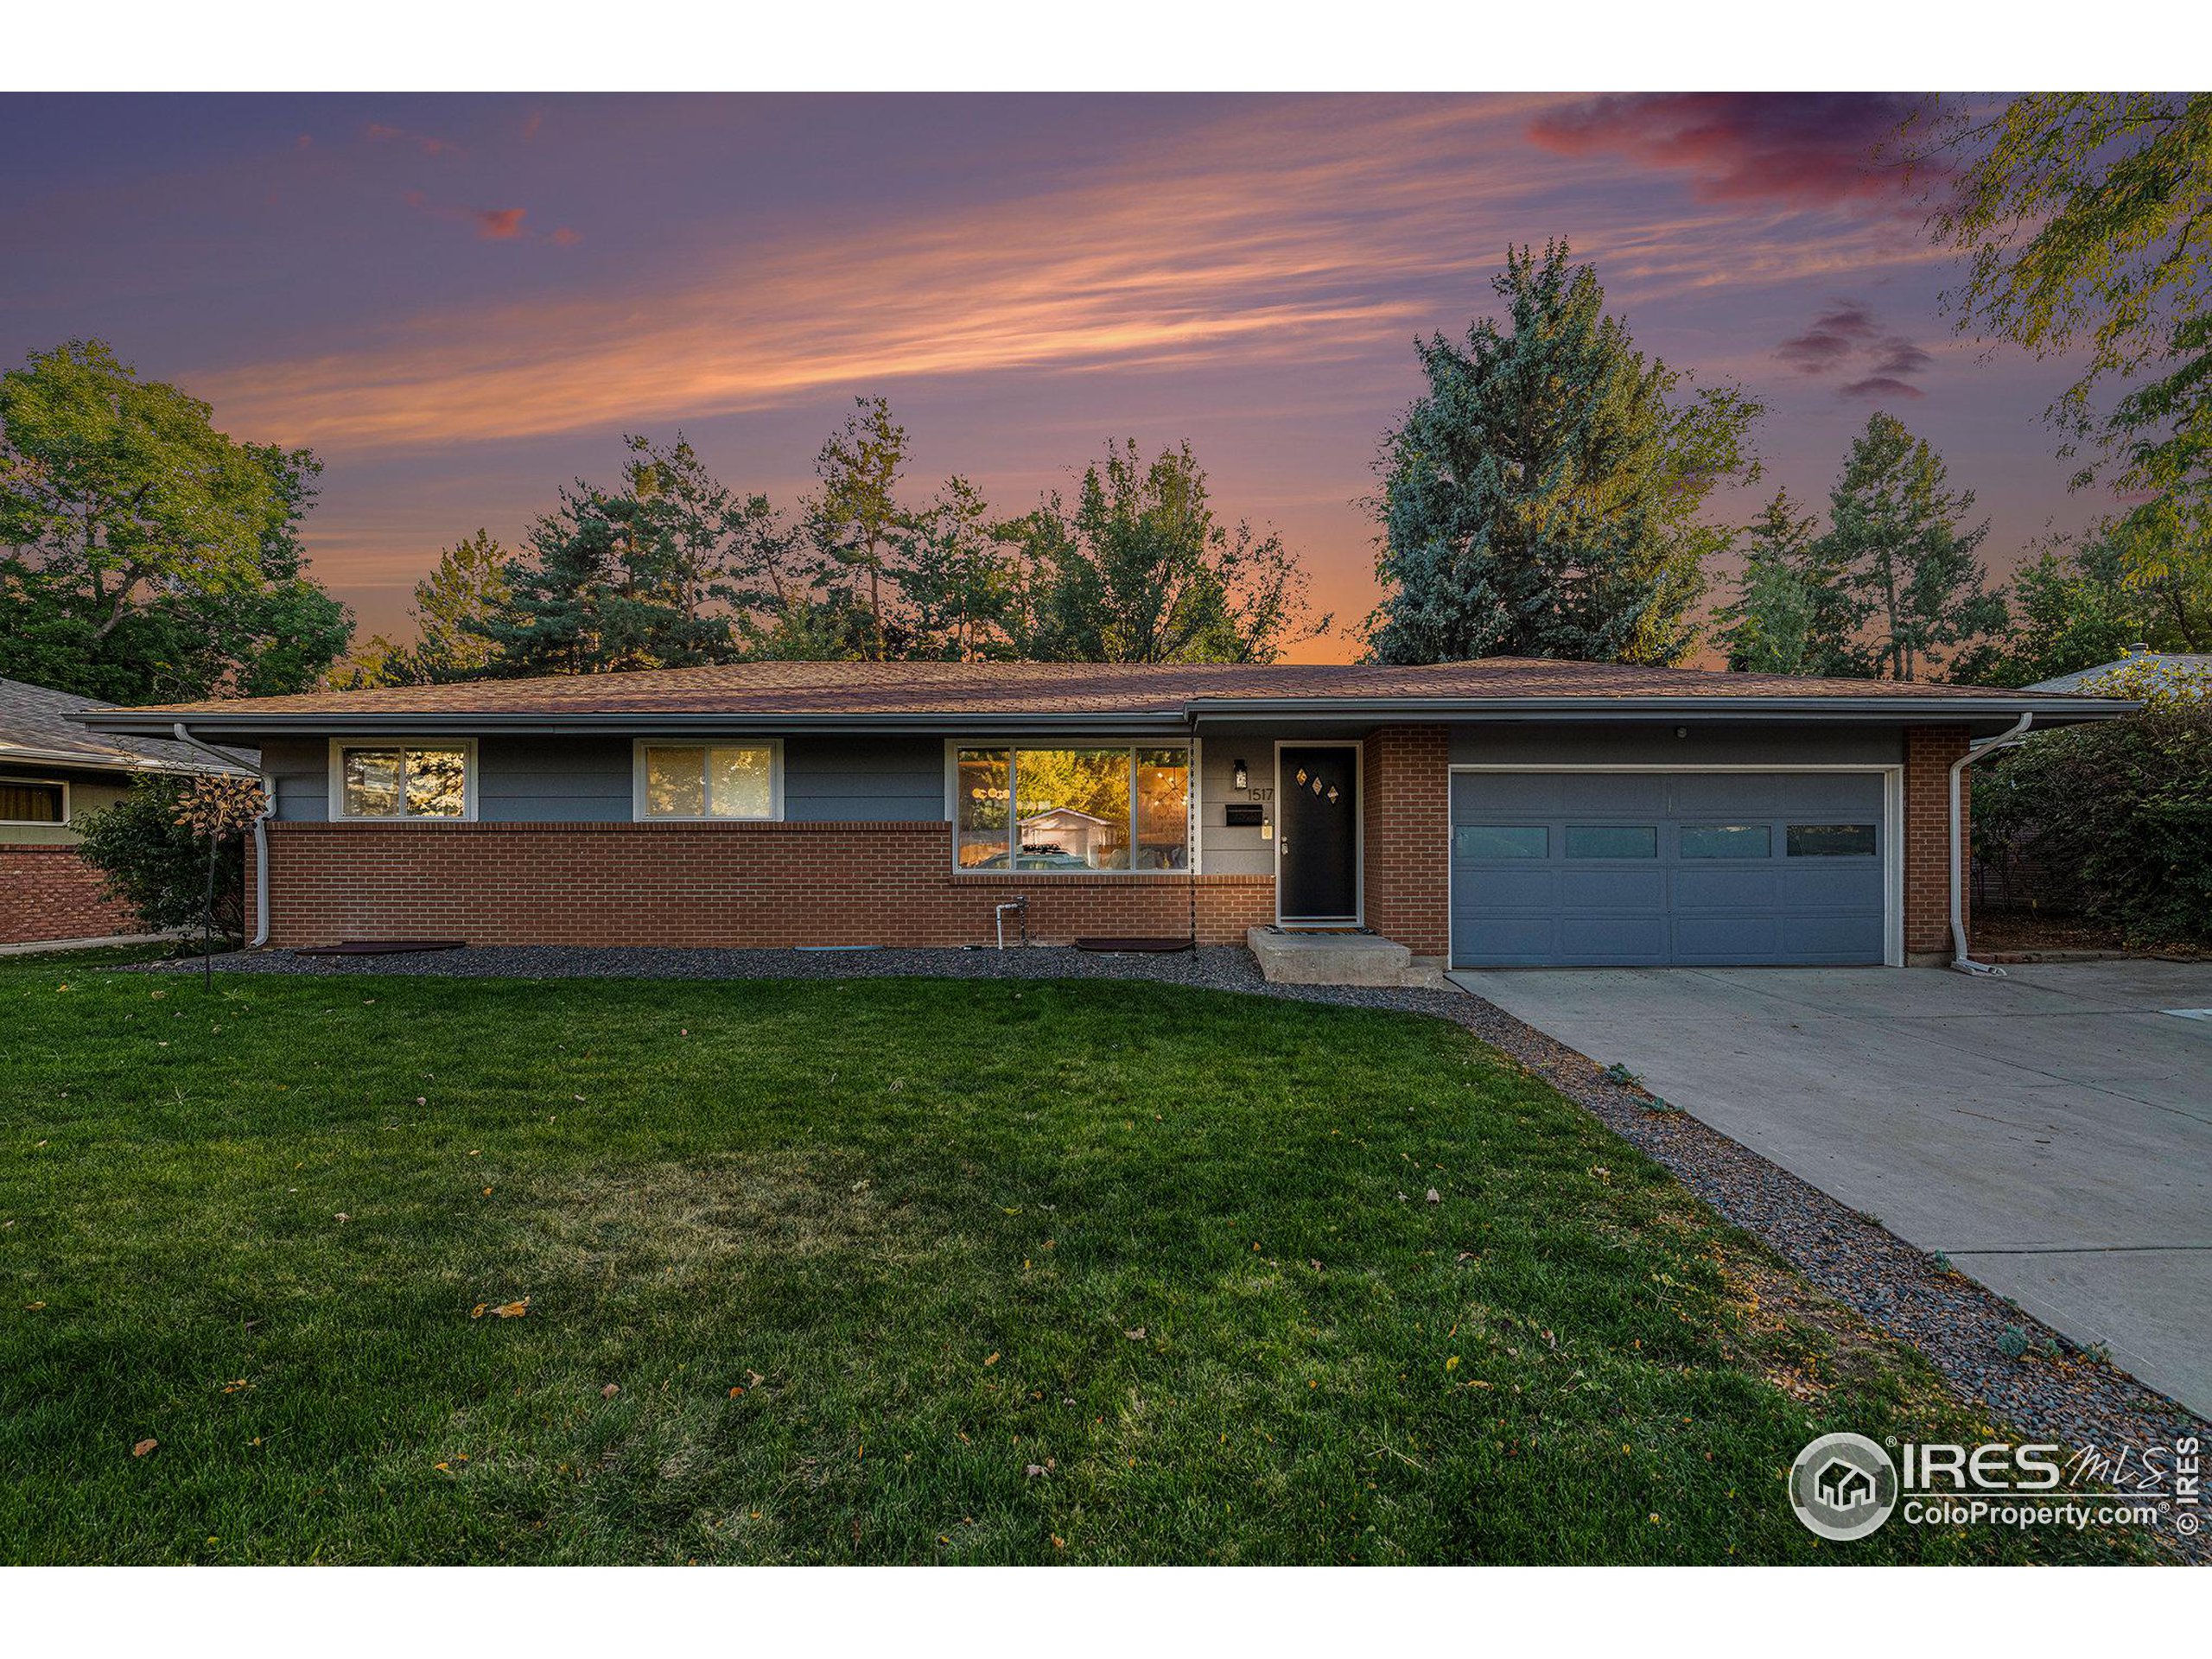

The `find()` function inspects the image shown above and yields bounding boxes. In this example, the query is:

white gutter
[171,722,275,950]
[1948,712,2034,977]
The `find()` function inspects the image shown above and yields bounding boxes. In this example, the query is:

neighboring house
[2024,651,2212,697]
[76,659,2125,968]
[0,677,254,946]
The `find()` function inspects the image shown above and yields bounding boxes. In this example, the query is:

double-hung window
[953,745,1190,873]
[331,741,474,820]
[635,741,782,821]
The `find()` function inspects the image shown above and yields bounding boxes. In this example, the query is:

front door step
[1246,926,1445,988]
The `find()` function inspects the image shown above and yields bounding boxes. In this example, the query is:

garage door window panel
[1565,824,1657,859]
[1787,823,1878,858]
[1455,824,1548,859]
[1681,823,1772,859]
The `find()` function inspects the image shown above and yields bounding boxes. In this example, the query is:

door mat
[292,939,467,957]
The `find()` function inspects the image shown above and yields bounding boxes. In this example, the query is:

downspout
[1948,712,2032,977]
[172,722,274,950]
[1185,711,1200,951]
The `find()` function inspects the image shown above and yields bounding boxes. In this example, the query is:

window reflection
[340,746,466,819]
[954,746,1189,872]
[640,744,776,819]
[957,749,1010,868]
[1014,749,1128,870]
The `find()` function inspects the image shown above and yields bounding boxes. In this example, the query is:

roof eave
[0,742,248,775]
[1185,695,2140,721]
[75,692,2141,736]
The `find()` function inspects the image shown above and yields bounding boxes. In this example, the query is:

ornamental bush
[1974,679,2212,945]
[74,776,254,944]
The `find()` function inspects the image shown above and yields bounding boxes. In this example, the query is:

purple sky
[0,92,2100,661]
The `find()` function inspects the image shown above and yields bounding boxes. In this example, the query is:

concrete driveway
[1448,961,2212,1418]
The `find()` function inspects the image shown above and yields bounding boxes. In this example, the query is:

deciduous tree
[0,340,349,701]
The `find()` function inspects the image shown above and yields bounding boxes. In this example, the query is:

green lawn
[0,951,2150,1564]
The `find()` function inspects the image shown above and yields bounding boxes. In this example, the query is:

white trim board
[325,737,480,823]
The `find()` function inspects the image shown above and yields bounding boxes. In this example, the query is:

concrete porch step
[1246,927,1446,988]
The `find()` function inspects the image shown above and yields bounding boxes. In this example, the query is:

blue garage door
[1450,772,1889,968]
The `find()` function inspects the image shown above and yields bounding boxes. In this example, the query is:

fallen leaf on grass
[1425,1188,1441,1205]
[23,1301,44,1311]
[492,1299,529,1319]
[132,1439,157,1458]
[983,1351,1000,1367]
[601,1383,620,1399]
[1025,1464,1046,1478]
[1123,1326,1146,1340]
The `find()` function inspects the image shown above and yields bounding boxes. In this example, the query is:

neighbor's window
[1565,824,1657,859]
[0,780,65,823]
[1787,823,1878,858]
[1681,823,1772,860]
[337,745,469,819]
[1455,824,1548,859]
[638,743,779,820]
[954,746,1189,873]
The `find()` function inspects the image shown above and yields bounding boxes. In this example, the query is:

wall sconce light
[1232,758,1249,790]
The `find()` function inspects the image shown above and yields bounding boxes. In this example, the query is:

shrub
[1974,685,2212,946]
[74,776,256,944]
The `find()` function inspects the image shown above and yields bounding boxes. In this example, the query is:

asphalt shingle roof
[0,677,255,773]
[87,658,2111,723]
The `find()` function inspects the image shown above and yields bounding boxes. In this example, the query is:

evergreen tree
[341,529,512,687]
[1715,492,1817,673]
[1815,412,2009,681]
[809,396,910,658]
[480,479,730,677]
[1367,242,1762,665]
[1713,488,1866,675]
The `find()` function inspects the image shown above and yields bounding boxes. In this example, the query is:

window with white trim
[635,741,781,820]
[953,745,1190,873]
[0,779,67,824]
[333,743,471,819]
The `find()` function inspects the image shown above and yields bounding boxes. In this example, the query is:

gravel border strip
[154,942,2209,1558]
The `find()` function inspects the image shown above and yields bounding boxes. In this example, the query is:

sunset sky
[0,92,2101,660]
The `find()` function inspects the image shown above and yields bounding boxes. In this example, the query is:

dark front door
[1279,747,1358,920]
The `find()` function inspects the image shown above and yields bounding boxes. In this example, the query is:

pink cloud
[1527,93,1923,207]
[549,226,582,246]
[367,121,461,158]
[473,207,526,240]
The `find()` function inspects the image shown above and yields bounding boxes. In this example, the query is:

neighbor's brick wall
[0,846,141,944]
[1361,725,1451,958]
[1904,726,1969,961]
[257,820,1274,949]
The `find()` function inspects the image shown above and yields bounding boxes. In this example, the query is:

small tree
[76,775,263,947]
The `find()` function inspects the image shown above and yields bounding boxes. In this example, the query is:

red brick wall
[257,820,1274,949]
[0,846,142,944]
[1904,725,1969,961]
[1361,725,1451,957]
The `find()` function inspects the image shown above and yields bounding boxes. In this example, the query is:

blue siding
[784,736,943,822]
[479,738,630,822]
[264,733,946,823]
